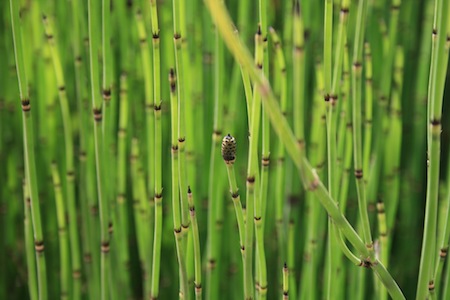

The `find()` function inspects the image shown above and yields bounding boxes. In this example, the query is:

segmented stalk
[169,68,189,300]
[87,0,111,298]
[187,187,202,300]
[42,16,82,299]
[9,0,48,298]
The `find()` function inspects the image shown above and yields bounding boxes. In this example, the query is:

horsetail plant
[169,67,189,300]
[42,15,82,299]
[9,0,48,298]
[87,0,111,298]
[4,0,450,299]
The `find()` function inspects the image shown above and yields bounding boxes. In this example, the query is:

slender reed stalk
[169,68,189,300]
[9,1,48,298]
[351,0,373,255]
[222,134,245,274]
[116,72,131,297]
[255,13,268,297]
[269,28,288,296]
[206,22,225,300]
[51,163,70,300]
[88,0,111,298]
[416,0,449,298]
[283,263,288,300]
[23,180,38,300]
[173,0,190,238]
[148,0,163,297]
[187,187,202,300]
[42,16,82,299]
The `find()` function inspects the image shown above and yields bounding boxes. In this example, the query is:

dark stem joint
[353,61,362,69]
[247,176,255,183]
[155,193,163,199]
[231,191,239,198]
[354,169,363,179]
[429,281,435,291]
[341,7,349,14]
[58,86,66,92]
[154,104,161,111]
[73,269,82,279]
[254,216,262,221]
[178,137,185,143]
[256,63,263,69]
[391,4,400,11]
[21,99,31,111]
[432,28,437,36]
[45,34,54,40]
[431,119,441,126]
[34,240,45,252]
[324,94,330,102]
[101,241,110,253]
[93,108,102,122]
[139,37,147,44]
[103,89,111,100]
[174,228,182,234]
[152,32,159,39]
[174,33,181,40]
[440,247,448,258]
[171,145,178,151]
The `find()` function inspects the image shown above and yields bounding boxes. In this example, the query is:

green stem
[9,0,48,298]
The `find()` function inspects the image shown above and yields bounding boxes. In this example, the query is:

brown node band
[432,28,437,36]
[247,176,255,183]
[231,191,239,199]
[256,63,263,69]
[429,280,435,291]
[21,99,31,111]
[353,61,362,69]
[171,145,178,151]
[73,269,82,279]
[84,253,92,263]
[254,216,262,221]
[35,240,45,252]
[174,33,181,40]
[154,104,161,111]
[262,157,270,166]
[93,108,102,121]
[354,169,363,179]
[440,247,448,258]
[391,4,400,10]
[153,32,159,39]
[341,7,349,14]
[101,241,110,253]
[103,89,111,100]
[174,228,182,234]
[58,86,66,91]
[45,34,54,40]
[178,137,186,143]
[108,222,113,234]
[139,37,147,44]
[431,119,441,126]
[155,193,163,199]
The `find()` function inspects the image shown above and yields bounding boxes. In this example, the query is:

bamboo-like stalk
[116,72,131,297]
[416,0,449,298]
[206,22,225,300]
[173,0,190,241]
[9,1,48,298]
[203,1,404,298]
[169,68,189,300]
[222,134,245,287]
[282,263,288,300]
[187,187,202,300]
[23,180,38,300]
[256,1,269,291]
[269,27,288,298]
[130,138,152,298]
[351,0,373,256]
[363,42,373,186]
[293,0,305,152]
[148,0,163,297]
[42,16,82,299]
[51,163,70,300]
[87,0,111,298]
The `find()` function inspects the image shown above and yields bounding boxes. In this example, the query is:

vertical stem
[88,0,110,298]
[9,0,48,298]
[187,187,203,300]
[23,180,38,300]
[416,0,449,298]
[351,0,373,256]
[148,0,163,297]
[169,68,189,300]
